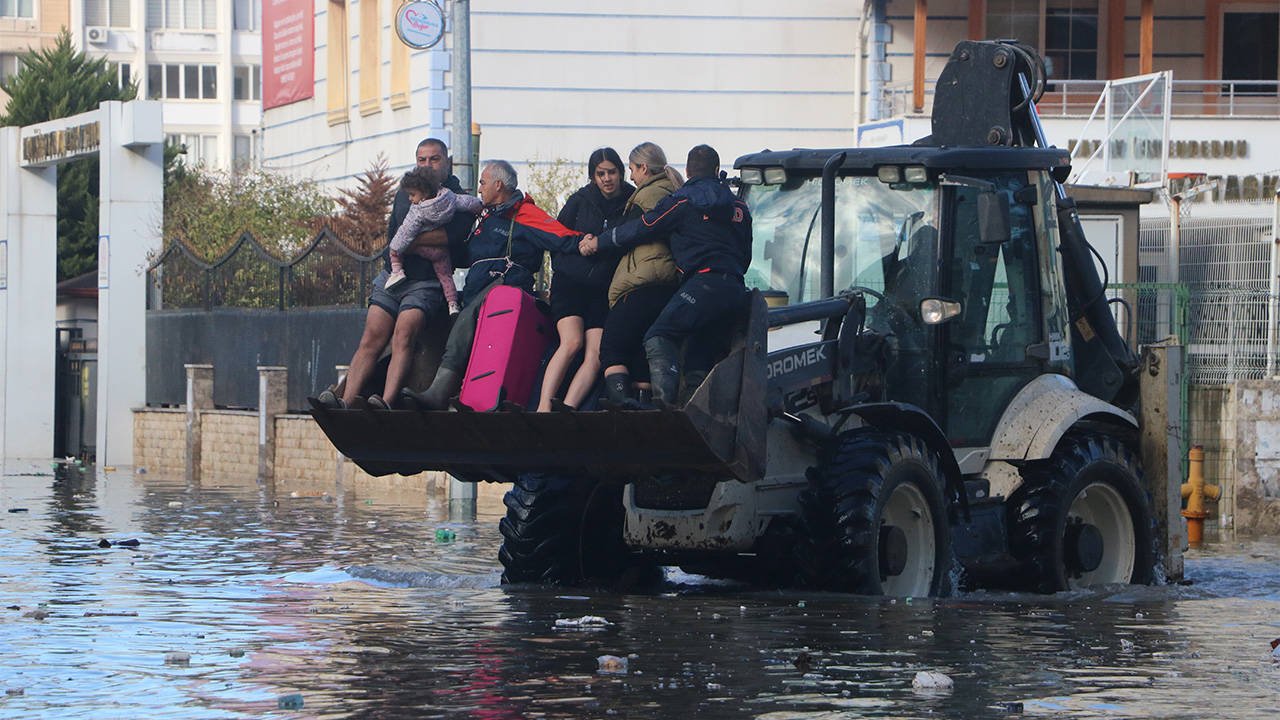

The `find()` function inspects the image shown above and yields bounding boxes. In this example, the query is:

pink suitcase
[459,285,552,411]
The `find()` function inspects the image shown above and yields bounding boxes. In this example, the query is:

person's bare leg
[564,327,603,408]
[538,316,585,412]
[343,305,395,406]
[383,307,426,404]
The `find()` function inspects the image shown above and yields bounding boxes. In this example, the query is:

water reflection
[1,464,1278,718]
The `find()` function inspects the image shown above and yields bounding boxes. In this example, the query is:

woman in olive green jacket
[598,142,684,405]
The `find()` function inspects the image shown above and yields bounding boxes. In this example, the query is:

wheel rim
[1065,481,1135,587]
[879,482,937,597]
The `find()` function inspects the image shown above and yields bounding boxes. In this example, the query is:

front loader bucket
[310,292,769,484]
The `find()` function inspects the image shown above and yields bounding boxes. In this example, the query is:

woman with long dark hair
[537,147,635,411]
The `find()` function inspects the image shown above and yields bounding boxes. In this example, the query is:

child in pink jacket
[385,167,483,314]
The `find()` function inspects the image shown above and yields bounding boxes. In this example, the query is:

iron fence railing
[880,79,1280,118]
[147,228,385,311]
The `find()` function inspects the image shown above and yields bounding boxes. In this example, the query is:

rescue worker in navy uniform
[580,144,751,405]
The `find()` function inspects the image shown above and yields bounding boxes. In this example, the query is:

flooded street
[2,464,1279,719]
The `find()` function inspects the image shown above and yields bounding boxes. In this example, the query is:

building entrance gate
[0,100,163,467]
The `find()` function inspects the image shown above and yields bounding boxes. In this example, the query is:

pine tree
[330,154,396,255]
[0,30,137,280]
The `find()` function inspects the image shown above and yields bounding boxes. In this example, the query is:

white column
[96,101,164,466]
[0,126,58,462]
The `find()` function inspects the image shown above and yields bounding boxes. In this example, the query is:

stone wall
[1232,379,1280,535]
[200,411,258,483]
[132,409,186,476]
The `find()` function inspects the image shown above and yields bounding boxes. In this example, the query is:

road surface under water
[1,463,1278,718]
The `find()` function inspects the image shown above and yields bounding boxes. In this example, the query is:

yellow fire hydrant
[1181,445,1220,548]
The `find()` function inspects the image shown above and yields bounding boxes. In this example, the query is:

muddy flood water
[2,463,1279,719]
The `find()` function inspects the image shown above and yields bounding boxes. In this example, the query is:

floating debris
[435,528,456,542]
[7,508,28,513]
[164,652,191,665]
[912,670,954,691]
[277,693,304,710]
[23,610,49,620]
[597,655,628,675]
[555,616,612,629]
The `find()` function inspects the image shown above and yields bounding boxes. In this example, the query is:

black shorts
[368,270,446,318]
[550,274,609,329]
[599,283,677,375]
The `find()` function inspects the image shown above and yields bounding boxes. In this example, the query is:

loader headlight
[740,168,763,185]
[877,166,901,184]
[903,165,929,183]
[920,298,962,325]
[763,167,788,185]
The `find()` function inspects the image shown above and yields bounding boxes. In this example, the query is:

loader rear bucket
[310,292,768,484]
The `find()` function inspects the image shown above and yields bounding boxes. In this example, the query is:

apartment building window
[1223,11,1279,96]
[168,133,218,167]
[0,0,34,18]
[147,0,217,30]
[87,0,132,26]
[1044,0,1098,80]
[0,53,23,82]
[117,61,132,89]
[147,63,218,99]
[986,0,1098,80]
[358,0,379,114]
[985,0,1039,48]
[326,0,348,125]
[233,64,261,100]
[233,133,252,170]
[233,0,260,31]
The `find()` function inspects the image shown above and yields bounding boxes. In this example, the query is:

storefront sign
[263,0,315,110]
[1070,138,1251,160]
[20,121,101,167]
[396,1,445,50]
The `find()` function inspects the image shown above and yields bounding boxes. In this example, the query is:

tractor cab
[736,146,1079,447]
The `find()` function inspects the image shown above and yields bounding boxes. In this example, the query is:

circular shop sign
[396,0,446,50]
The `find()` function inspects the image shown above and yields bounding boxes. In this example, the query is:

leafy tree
[329,154,396,254]
[0,29,137,280]
[162,166,333,260]
[524,156,581,217]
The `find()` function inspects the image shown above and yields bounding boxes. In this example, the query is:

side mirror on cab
[977,189,1011,245]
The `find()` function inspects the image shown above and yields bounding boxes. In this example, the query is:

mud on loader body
[313,41,1164,595]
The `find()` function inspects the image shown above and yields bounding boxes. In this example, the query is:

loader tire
[798,430,953,597]
[1008,433,1155,592]
[498,473,654,588]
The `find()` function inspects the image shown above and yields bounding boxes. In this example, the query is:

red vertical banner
[263,0,315,110]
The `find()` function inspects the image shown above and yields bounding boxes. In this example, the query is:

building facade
[0,0,267,171]
[261,0,865,190]
[0,0,70,104]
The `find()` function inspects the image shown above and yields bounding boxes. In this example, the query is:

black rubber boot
[643,336,681,406]
[401,367,462,411]
[680,370,708,405]
[604,373,631,406]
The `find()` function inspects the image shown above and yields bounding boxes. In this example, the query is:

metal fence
[147,228,384,311]
[1137,215,1280,385]
[146,229,389,410]
[880,79,1280,118]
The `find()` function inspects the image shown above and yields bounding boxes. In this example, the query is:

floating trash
[912,670,954,691]
[597,655,628,675]
[555,616,612,629]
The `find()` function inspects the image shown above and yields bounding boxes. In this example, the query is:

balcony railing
[880,80,1280,118]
